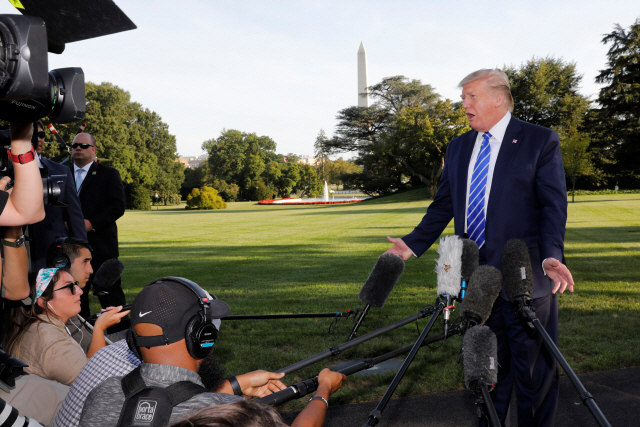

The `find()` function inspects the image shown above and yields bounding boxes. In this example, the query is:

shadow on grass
[568,198,640,203]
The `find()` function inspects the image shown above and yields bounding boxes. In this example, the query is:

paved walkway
[282,366,640,426]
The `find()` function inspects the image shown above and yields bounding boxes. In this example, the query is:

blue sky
[1,1,637,157]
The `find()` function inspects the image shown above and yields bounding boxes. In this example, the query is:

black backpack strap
[121,366,146,398]
[165,380,210,406]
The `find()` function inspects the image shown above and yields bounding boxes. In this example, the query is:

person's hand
[316,368,346,397]
[84,219,93,232]
[543,257,574,294]
[94,306,130,332]
[237,370,286,397]
[385,236,413,260]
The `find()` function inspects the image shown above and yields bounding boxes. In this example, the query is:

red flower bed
[258,198,366,205]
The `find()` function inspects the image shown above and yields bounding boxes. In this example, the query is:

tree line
[324,18,640,199]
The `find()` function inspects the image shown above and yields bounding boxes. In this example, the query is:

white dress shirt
[73,162,93,193]
[464,111,512,233]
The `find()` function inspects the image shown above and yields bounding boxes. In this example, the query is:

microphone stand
[259,327,459,406]
[363,298,446,427]
[467,380,500,427]
[77,314,113,345]
[514,297,612,427]
[224,310,354,320]
[347,304,370,341]
[276,304,439,375]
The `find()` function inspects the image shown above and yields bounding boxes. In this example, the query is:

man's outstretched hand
[385,236,413,261]
[544,257,574,294]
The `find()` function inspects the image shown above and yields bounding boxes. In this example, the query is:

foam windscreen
[435,235,463,297]
[92,259,124,289]
[358,252,405,309]
[461,239,479,282]
[460,265,502,325]
[463,325,498,390]
[502,239,534,300]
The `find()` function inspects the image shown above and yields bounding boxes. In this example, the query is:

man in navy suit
[71,132,126,326]
[28,120,87,273]
[386,69,574,427]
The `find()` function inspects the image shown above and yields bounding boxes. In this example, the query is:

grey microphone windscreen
[435,235,463,297]
[463,325,498,390]
[358,252,405,309]
[461,239,479,282]
[460,265,502,325]
[92,259,125,289]
[502,239,534,300]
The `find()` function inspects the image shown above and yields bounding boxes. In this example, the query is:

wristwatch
[6,147,37,164]
[2,235,26,248]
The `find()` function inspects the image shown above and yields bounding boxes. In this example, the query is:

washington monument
[357,42,369,107]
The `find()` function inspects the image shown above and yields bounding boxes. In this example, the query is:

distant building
[177,154,207,169]
[297,155,318,166]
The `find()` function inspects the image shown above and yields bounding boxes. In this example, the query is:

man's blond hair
[458,69,513,112]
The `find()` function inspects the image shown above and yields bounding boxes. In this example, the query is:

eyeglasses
[72,143,94,149]
[37,131,45,139]
[53,281,80,295]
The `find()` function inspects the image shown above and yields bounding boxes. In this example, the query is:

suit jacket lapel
[487,117,523,217]
[78,162,98,197]
[456,131,478,214]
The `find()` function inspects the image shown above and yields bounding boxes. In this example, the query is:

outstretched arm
[290,369,346,427]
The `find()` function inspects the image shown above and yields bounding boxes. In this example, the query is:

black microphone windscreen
[358,253,405,309]
[435,235,463,297]
[461,239,479,281]
[460,265,502,325]
[502,239,534,301]
[92,259,124,289]
[463,325,498,390]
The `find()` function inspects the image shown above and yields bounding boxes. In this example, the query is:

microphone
[460,239,479,300]
[435,236,463,337]
[462,325,500,426]
[501,240,612,427]
[91,259,125,296]
[348,252,404,340]
[460,265,502,332]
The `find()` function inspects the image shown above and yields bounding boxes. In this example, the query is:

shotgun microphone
[348,252,404,340]
[460,265,502,333]
[435,236,463,336]
[463,325,500,426]
[91,259,124,296]
[460,239,479,300]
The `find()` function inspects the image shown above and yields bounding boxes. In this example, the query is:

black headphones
[47,237,71,269]
[126,277,219,360]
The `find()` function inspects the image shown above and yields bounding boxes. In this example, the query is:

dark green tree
[595,18,640,187]
[313,129,329,180]
[559,127,595,202]
[294,164,323,197]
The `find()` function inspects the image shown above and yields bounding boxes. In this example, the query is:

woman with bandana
[3,268,129,386]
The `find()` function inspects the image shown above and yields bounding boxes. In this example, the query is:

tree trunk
[571,175,576,203]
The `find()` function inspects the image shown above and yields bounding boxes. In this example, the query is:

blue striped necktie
[467,132,492,248]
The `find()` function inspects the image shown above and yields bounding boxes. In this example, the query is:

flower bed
[258,198,368,205]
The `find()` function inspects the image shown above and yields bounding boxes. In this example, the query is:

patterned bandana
[36,268,59,299]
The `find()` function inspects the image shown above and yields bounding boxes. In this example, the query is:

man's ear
[494,92,505,109]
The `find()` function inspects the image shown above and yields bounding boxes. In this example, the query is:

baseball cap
[130,277,230,349]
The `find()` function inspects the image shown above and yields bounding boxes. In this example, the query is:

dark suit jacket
[71,161,126,262]
[403,117,567,299]
[28,158,87,272]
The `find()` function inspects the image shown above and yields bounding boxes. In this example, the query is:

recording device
[459,265,502,333]
[0,15,84,123]
[91,258,125,296]
[348,252,404,340]
[460,239,479,300]
[462,325,500,427]
[435,236,463,336]
[502,240,612,427]
[0,350,27,393]
[0,399,43,427]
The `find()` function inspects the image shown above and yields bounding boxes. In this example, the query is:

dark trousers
[480,296,560,427]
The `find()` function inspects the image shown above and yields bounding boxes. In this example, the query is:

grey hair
[458,69,513,112]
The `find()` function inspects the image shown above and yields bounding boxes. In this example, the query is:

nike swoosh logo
[139,311,152,317]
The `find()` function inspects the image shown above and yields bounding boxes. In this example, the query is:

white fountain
[266,180,370,204]
[322,181,330,202]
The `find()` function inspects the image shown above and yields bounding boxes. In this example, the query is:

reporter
[0,122,45,226]
[2,268,129,386]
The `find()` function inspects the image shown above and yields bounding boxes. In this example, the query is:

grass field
[114,189,640,410]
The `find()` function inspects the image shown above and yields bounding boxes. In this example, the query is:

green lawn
[114,190,640,409]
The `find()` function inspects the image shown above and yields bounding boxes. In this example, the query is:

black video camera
[0,15,84,123]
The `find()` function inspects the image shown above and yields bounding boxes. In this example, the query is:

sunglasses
[72,143,94,149]
[53,281,80,295]
[37,131,45,139]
